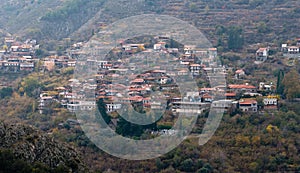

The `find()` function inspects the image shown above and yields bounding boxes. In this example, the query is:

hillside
[0,0,62,35]
[0,0,298,46]
[0,121,87,173]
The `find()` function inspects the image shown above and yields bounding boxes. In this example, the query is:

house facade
[239,99,258,112]
[256,47,269,61]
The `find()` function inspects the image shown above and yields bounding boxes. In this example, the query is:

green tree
[179,158,194,172]
[227,26,244,50]
[257,21,269,33]
[282,69,300,100]
[0,87,13,99]
[96,98,111,125]
[276,69,284,95]
[21,77,41,97]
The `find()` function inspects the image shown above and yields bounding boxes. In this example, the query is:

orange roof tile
[229,84,256,89]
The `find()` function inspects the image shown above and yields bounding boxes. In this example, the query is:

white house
[287,46,300,54]
[208,48,218,59]
[184,45,196,55]
[189,64,201,75]
[67,101,96,112]
[263,96,278,110]
[172,102,210,115]
[106,103,122,112]
[256,48,269,61]
[211,100,237,113]
[259,82,274,91]
[235,69,245,79]
[239,99,258,112]
[154,42,166,51]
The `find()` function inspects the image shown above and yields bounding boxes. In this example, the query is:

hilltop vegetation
[0,0,298,47]
[0,122,87,173]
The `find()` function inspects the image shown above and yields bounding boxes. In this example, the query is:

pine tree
[276,69,284,95]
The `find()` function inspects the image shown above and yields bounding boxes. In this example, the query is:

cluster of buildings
[0,37,39,72]
[282,38,300,57]
[36,35,283,117]
[255,38,300,63]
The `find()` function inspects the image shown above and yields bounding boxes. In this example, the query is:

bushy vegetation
[0,150,70,173]
[41,0,103,22]
[0,87,13,99]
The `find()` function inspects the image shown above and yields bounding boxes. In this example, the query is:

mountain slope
[0,121,87,172]
[0,0,299,46]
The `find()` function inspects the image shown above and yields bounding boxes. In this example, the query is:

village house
[72,42,84,50]
[195,49,209,59]
[225,92,237,100]
[167,48,179,54]
[10,45,19,52]
[296,38,300,46]
[180,59,193,65]
[202,93,213,102]
[169,97,182,104]
[211,100,238,113]
[142,97,151,107]
[98,60,109,69]
[67,60,76,67]
[263,95,278,110]
[189,64,201,75]
[102,63,113,70]
[259,82,274,92]
[38,93,54,114]
[151,101,165,110]
[184,45,197,56]
[20,62,35,71]
[287,46,300,54]
[106,102,122,112]
[128,85,151,95]
[122,44,145,53]
[154,42,166,51]
[208,48,218,59]
[200,87,217,93]
[67,100,96,112]
[281,44,288,53]
[172,101,210,115]
[4,37,15,47]
[79,101,97,111]
[3,61,20,72]
[256,47,269,61]
[130,78,145,85]
[67,101,80,112]
[239,99,258,112]
[235,69,245,79]
[177,69,189,76]
[228,84,257,93]
[158,76,171,85]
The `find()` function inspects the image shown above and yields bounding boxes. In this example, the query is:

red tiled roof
[129,96,143,102]
[225,92,236,97]
[200,88,216,91]
[202,93,212,98]
[239,99,257,105]
[190,64,201,67]
[131,78,144,83]
[235,69,245,74]
[229,84,256,89]
[257,48,268,52]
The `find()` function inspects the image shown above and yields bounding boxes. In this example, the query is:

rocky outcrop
[0,121,87,173]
